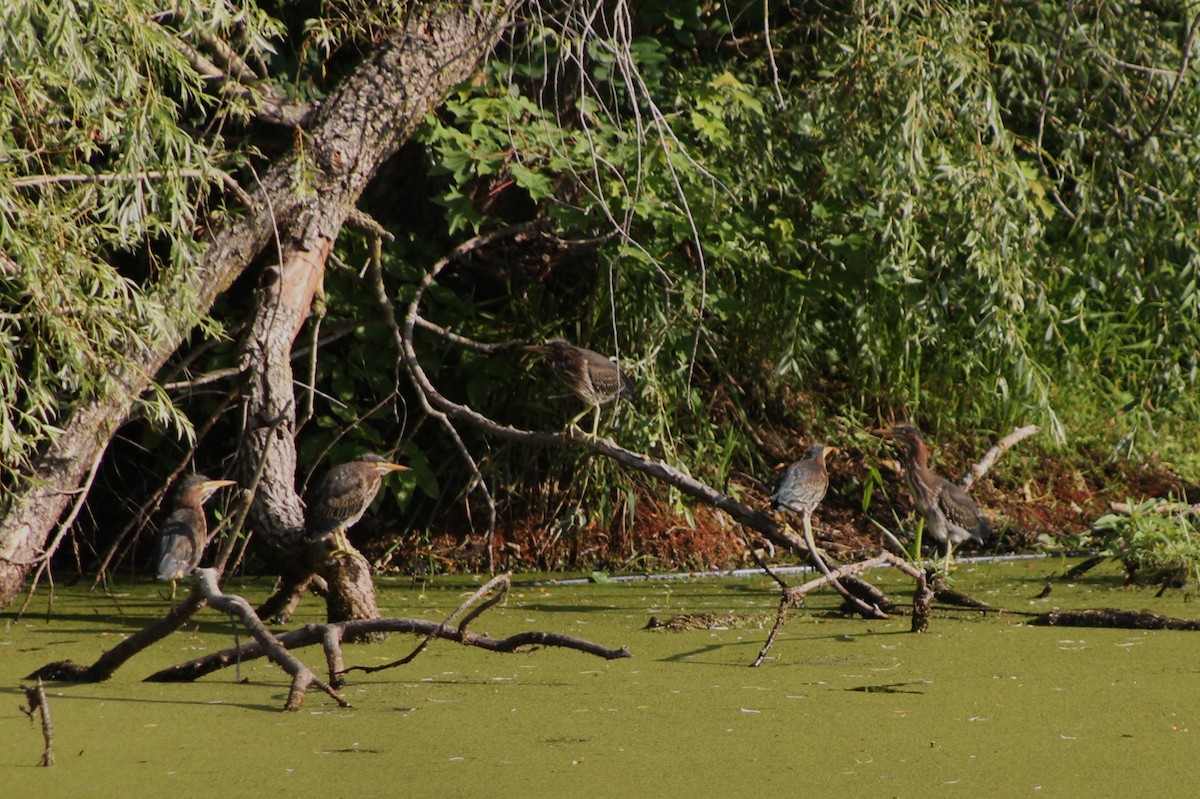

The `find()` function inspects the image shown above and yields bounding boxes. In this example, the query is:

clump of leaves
[1091,500,1200,591]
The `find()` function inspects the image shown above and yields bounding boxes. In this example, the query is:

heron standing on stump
[525,338,634,436]
[876,425,990,570]
[306,454,409,556]
[154,474,236,598]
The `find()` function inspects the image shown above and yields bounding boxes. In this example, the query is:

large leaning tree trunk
[0,1,518,612]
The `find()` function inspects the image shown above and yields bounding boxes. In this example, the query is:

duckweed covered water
[2,559,1197,797]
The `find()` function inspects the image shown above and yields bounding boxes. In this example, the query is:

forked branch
[146,573,631,689]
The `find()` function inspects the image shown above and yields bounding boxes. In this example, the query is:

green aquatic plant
[1091,498,1200,590]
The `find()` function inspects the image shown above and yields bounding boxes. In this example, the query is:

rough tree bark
[0,1,519,611]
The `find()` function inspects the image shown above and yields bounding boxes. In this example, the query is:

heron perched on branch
[525,338,634,436]
[154,474,236,597]
[769,443,839,577]
[876,425,990,570]
[305,454,408,556]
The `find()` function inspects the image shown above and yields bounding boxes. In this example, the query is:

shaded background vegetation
[2,0,1198,581]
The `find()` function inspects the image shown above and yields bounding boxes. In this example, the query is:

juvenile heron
[525,338,634,436]
[769,443,838,576]
[306,454,408,555]
[154,474,236,596]
[770,443,836,519]
[876,425,989,569]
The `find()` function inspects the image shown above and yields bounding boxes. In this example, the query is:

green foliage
[6,0,1200,569]
[1091,501,1200,589]
[391,0,1200,550]
[0,2,278,492]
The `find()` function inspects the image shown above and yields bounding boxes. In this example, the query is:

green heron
[154,474,236,595]
[770,444,838,572]
[525,338,634,436]
[770,444,836,518]
[876,425,990,569]
[305,454,408,555]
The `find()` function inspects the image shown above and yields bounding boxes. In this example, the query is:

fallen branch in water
[30,569,628,711]
[145,573,630,689]
[26,569,346,712]
[192,569,349,711]
[19,678,55,766]
[750,552,922,666]
[394,247,1045,652]
[27,591,208,682]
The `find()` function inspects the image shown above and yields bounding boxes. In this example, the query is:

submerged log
[1030,608,1200,630]
[1061,555,1106,581]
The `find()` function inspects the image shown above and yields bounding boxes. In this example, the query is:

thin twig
[389,222,545,571]
[797,511,858,605]
[12,168,254,207]
[341,573,512,677]
[736,527,789,590]
[1130,12,1200,153]
[762,0,785,109]
[750,552,914,667]
[15,444,108,619]
[212,414,283,574]
[414,316,527,354]
[750,587,802,667]
[160,365,247,392]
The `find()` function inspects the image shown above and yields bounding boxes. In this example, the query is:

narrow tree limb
[959,425,1041,488]
[374,224,548,572]
[398,309,812,577]
[796,511,877,616]
[19,678,56,767]
[404,311,891,618]
[414,316,527,355]
[341,573,512,679]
